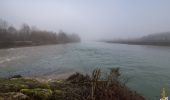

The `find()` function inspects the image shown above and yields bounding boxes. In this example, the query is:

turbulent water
[0,42,170,99]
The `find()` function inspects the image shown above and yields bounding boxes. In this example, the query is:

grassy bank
[0,68,145,100]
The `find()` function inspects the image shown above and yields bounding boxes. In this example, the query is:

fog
[1,0,170,41]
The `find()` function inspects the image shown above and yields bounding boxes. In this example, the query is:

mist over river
[0,42,170,99]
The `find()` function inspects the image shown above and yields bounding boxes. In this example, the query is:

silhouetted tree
[8,26,17,34]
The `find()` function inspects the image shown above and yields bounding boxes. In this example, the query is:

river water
[0,42,170,99]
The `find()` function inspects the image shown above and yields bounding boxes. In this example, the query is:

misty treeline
[106,32,170,46]
[140,32,170,42]
[0,19,80,48]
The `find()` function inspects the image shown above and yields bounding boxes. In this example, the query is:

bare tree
[0,19,8,30]
[19,24,31,41]
[20,24,30,34]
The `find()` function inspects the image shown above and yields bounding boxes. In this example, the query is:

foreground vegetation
[0,19,81,49]
[0,68,145,100]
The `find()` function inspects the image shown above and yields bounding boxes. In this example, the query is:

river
[0,42,170,99]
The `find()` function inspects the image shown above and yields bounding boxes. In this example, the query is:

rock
[13,92,28,100]
[66,72,90,83]
[20,88,52,100]
[10,75,22,79]
[0,92,28,100]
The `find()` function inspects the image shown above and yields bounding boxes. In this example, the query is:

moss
[0,92,28,100]
[48,80,65,91]
[0,97,3,100]
[54,90,63,95]
[20,88,52,100]
[52,90,64,100]
[0,78,28,92]
[0,78,49,93]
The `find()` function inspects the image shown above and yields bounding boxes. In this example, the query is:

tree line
[0,19,81,48]
[105,32,170,46]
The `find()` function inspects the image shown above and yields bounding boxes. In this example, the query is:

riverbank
[0,41,79,49]
[105,41,170,46]
[0,68,145,100]
[105,32,170,46]
[0,41,52,49]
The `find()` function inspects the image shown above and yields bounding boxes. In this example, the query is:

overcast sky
[0,0,170,40]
